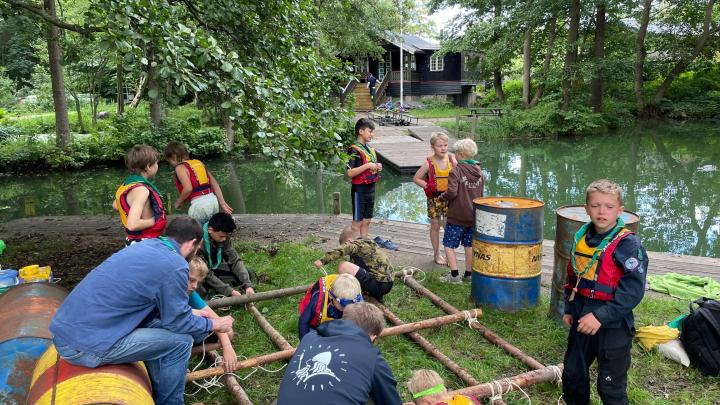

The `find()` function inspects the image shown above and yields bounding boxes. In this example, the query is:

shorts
[355,267,393,300]
[443,222,473,249]
[426,195,448,220]
[189,193,219,225]
[351,189,375,221]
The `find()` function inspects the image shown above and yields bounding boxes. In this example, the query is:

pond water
[1,121,719,257]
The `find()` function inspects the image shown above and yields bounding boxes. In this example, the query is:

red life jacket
[173,159,212,201]
[564,228,633,301]
[350,144,381,185]
[115,182,167,241]
[424,154,457,198]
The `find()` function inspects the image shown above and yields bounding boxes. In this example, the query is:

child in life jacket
[413,132,457,266]
[407,369,481,405]
[164,141,232,224]
[561,179,648,405]
[113,145,167,245]
[297,273,362,338]
[346,118,381,238]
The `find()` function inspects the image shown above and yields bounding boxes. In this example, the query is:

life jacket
[564,228,633,301]
[173,159,212,201]
[436,394,482,405]
[424,154,456,198]
[298,275,340,328]
[350,144,381,185]
[115,182,167,241]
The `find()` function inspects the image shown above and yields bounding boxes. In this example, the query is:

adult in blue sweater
[49,217,234,405]
[276,301,401,405]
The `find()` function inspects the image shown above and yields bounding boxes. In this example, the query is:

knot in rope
[462,310,479,328]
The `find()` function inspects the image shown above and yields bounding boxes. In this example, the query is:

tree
[634,0,653,114]
[588,1,606,112]
[561,0,580,112]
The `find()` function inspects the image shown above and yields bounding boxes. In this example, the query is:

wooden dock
[371,125,456,174]
[3,214,718,283]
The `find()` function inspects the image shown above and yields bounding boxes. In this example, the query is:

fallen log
[402,276,545,370]
[207,284,311,309]
[247,303,293,351]
[207,350,253,405]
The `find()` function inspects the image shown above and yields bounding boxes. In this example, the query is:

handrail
[372,73,391,107]
[340,78,359,106]
[388,70,419,82]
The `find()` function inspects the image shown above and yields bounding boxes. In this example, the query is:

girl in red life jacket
[164,141,233,225]
[413,132,457,266]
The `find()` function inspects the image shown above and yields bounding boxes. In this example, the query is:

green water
[1,121,719,257]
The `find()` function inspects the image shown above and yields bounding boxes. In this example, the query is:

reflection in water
[1,121,719,257]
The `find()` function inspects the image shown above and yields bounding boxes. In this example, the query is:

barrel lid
[556,205,640,224]
[473,196,544,209]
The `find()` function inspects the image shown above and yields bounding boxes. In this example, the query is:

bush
[420,97,454,110]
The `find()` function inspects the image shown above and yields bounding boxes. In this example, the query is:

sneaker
[439,272,462,284]
[463,273,472,283]
[373,236,399,251]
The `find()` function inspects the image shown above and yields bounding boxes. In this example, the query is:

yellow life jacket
[567,228,633,300]
[430,155,453,192]
[319,274,339,324]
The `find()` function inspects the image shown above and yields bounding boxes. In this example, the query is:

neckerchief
[123,174,164,205]
[458,159,478,165]
[158,236,177,253]
[354,142,377,163]
[203,223,222,270]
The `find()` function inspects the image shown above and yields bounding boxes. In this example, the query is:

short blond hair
[452,139,477,159]
[339,226,360,245]
[407,369,446,404]
[188,257,209,279]
[329,274,362,306]
[429,132,449,146]
[342,302,385,337]
[585,179,624,206]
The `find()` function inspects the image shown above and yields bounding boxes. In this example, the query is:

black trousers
[562,322,633,405]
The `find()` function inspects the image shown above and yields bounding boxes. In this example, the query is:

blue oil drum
[0,283,67,404]
[472,197,544,311]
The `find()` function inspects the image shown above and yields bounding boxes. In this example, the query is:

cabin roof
[383,32,441,53]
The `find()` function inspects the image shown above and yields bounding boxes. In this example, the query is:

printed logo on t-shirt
[290,344,349,392]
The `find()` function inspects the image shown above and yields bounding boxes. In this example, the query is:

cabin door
[378,52,391,81]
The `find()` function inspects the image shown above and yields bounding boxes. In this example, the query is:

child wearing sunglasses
[297,274,363,339]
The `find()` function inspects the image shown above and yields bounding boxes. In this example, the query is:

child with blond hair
[413,132,457,266]
[297,273,363,338]
[407,369,481,404]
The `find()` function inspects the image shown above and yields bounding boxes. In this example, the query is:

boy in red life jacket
[413,132,457,266]
[437,139,483,283]
[346,118,382,238]
[297,273,362,338]
[561,179,649,405]
[112,145,167,245]
[164,141,232,225]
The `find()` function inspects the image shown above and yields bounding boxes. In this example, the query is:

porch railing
[340,78,358,106]
[388,70,419,82]
[372,73,392,107]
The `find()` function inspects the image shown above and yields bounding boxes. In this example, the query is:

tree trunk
[492,1,505,101]
[589,2,606,113]
[634,0,653,115]
[70,91,87,133]
[116,62,124,115]
[561,0,580,112]
[529,16,558,107]
[44,0,71,149]
[652,0,716,105]
[223,113,235,150]
[522,0,533,107]
[129,73,146,108]
[147,51,162,126]
[91,93,99,126]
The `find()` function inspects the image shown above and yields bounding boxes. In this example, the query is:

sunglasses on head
[329,290,363,307]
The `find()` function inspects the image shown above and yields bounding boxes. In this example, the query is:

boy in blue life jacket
[562,179,649,405]
[297,273,363,339]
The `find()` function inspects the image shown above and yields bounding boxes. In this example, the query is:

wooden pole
[455,115,460,137]
[368,298,480,386]
[207,350,254,405]
[333,192,341,215]
[191,342,222,356]
[379,309,482,337]
[471,116,477,139]
[402,276,545,370]
[401,364,563,404]
[247,303,293,351]
[207,284,311,309]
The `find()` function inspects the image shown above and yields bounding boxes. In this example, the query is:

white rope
[505,378,532,404]
[462,310,479,328]
[548,365,563,385]
[319,265,328,276]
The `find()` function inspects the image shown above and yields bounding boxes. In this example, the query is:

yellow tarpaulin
[635,325,680,350]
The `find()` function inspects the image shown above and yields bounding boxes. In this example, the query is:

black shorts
[355,267,393,300]
[351,189,375,221]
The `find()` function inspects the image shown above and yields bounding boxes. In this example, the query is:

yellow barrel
[26,345,153,405]
[472,240,542,278]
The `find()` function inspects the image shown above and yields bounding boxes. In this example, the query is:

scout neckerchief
[203,222,222,270]
[413,384,446,399]
[568,217,625,301]
[123,174,165,206]
[158,236,177,253]
[355,142,377,163]
[458,159,478,165]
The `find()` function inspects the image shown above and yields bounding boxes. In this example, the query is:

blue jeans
[55,320,205,405]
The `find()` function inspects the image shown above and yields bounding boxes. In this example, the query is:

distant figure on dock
[164,141,232,225]
[347,118,382,239]
[562,179,648,405]
[413,132,457,267]
[113,144,167,246]
[437,139,483,283]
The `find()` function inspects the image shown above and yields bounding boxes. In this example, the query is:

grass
[411,107,469,119]
[188,240,720,405]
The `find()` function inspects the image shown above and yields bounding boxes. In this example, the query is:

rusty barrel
[26,344,153,405]
[0,283,67,405]
[471,197,544,311]
[550,205,641,322]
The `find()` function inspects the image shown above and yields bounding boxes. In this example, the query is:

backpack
[680,297,720,376]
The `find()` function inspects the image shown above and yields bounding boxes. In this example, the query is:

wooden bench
[469,108,503,117]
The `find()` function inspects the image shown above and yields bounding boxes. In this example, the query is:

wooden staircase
[352,85,374,111]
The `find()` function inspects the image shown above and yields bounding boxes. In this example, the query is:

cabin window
[404,53,416,70]
[464,55,469,72]
[430,54,444,72]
